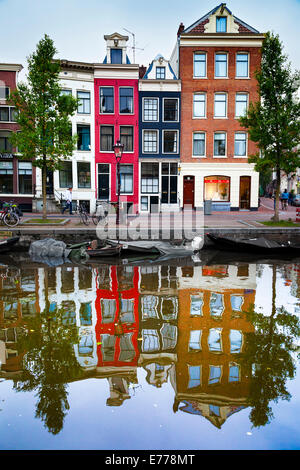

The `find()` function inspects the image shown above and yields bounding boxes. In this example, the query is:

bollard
[296,208,300,223]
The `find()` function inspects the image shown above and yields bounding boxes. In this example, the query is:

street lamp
[113,139,124,226]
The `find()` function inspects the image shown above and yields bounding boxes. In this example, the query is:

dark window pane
[78,162,91,188]
[164,99,178,121]
[100,126,114,151]
[119,88,133,114]
[120,126,133,151]
[0,107,9,121]
[111,48,122,64]
[59,161,72,188]
[100,87,114,113]
[77,125,90,151]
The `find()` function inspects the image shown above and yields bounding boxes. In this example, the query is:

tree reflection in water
[242,264,300,428]
[14,305,82,435]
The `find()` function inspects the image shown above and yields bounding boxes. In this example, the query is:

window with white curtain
[188,330,202,351]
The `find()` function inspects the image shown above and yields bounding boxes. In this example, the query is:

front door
[98,164,110,200]
[240,176,251,209]
[183,176,195,208]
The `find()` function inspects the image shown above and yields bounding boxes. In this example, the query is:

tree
[240,31,300,221]
[9,34,78,219]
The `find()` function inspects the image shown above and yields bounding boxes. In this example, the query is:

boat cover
[108,239,195,257]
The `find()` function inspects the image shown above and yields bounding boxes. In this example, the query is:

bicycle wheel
[92,215,99,225]
[80,211,89,226]
[3,212,19,227]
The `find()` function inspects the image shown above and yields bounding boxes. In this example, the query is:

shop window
[77,91,90,114]
[77,162,91,188]
[188,365,201,389]
[143,98,158,121]
[204,176,230,202]
[120,126,133,152]
[0,161,13,193]
[18,161,32,194]
[141,162,159,193]
[100,126,114,151]
[163,98,178,122]
[59,161,72,188]
[119,87,133,114]
[100,87,114,113]
[194,52,206,78]
[77,124,90,151]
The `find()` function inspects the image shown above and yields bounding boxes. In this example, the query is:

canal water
[0,251,300,450]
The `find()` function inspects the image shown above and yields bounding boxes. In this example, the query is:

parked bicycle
[76,202,91,226]
[0,201,22,227]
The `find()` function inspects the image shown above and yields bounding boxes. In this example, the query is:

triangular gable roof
[183,3,259,35]
[143,55,177,79]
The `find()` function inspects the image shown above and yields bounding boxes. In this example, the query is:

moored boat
[86,244,122,258]
[0,236,20,253]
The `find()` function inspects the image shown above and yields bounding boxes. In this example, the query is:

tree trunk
[42,162,47,220]
[274,167,281,222]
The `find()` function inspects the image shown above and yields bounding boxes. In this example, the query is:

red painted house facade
[94,33,140,214]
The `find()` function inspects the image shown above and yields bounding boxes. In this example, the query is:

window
[229,363,240,382]
[215,53,227,77]
[216,16,227,32]
[0,107,9,121]
[119,164,133,193]
[214,93,227,117]
[0,87,9,100]
[230,330,243,353]
[142,329,160,352]
[236,53,249,77]
[0,107,18,122]
[188,330,202,351]
[214,132,226,156]
[59,161,72,188]
[190,294,203,316]
[18,161,32,194]
[163,130,178,153]
[204,175,230,201]
[188,366,201,389]
[0,161,13,193]
[161,163,177,204]
[100,126,114,151]
[194,53,206,78]
[193,132,205,157]
[193,93,206,118]
[235,93,248,117]
[77,162,91,188]
[141,196,148,211]
[210,293,224,316]
[111,48,122,64]
[77,124,90,151]
[234,132,247,156]
[163,99,178,121]
[208,328,222,353]
[143,130,158,153]
[60,89,72,96]
[0,130,12,152]
[209,365,222,384]
[141,162,159,193]
[231,295,244,311]
[100,87,114,113]
[156,67,165,79]
[98,164,110,200]
[77,91,90,114]
[119,87,133,114]
[143,98,158,121]
[120,126,133,152]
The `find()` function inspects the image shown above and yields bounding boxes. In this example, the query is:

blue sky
[1,0,300,80]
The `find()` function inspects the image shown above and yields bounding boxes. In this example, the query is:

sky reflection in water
[0,255,300,450]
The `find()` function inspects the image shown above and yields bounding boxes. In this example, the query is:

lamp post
[113,139,124,226]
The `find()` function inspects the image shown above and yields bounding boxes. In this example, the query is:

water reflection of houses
[171,263,256,428]
[138,265,178,388]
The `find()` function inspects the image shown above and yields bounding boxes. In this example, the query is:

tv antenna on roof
[123,28,144,64]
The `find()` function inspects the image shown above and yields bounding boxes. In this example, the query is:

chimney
[139,65,147,79]
[177,23,185,37]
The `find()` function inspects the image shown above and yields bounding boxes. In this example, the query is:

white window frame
[118,164,134,195]
[214,52,228,79]
[142,129,159,154]
[162,97,179,123]
[142,97,159,122]
[99,86,115,115]
[193,52,207,79]
[193,93,206,119]
[235,93,249,118]
[214,92,227,118]
[119,86,134,115]
[0,86,10,101]
[234,132,248,158]
[162,129,179,154]
[236,52,250,79]
[97,163,111,201]
[77,90,91,115]
[192,131,206,158]
[0,106,17,123]
[213,132,227,158]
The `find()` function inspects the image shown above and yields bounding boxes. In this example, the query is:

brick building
[170,3,265,211]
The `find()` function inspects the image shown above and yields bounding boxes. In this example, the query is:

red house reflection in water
[95,266,140,368]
